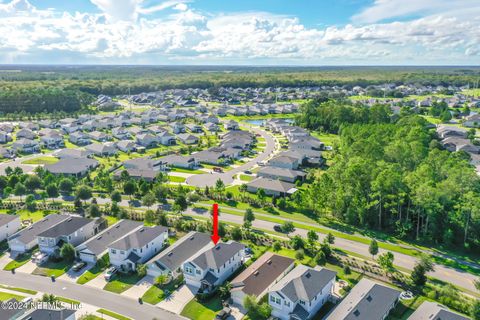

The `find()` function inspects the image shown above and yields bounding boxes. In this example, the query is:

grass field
[103,273,143,294]
[0,285,37,295]
[180,295,223,320]
[77,265,104,285]
[0,291,25,301]
[168,175,186,183]
[3,251,34,271]
[22,156,58,165]
[32,260,73,277]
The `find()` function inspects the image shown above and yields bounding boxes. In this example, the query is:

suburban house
[204,123,219,132]
[85,142,118,156]
[158,131,176,145]
[177,133,199,145]
[407,301,469,320]
[108,225,169,272]
[246,177,297,197]
[16,128,37,140]
[440,137,480,153]
[69,131,91,145]
[268,155,300,170]
[76,220,143,263]
[116,140,137,153]
[231,252,295,306]
[186,123,203,133]
[54,148,93,159]
[123,157,167,172]
[0,131,11,144]
[112,127,131,140]
[436,125,467,139]
[3,301,77,320]
[136,133,159,148]
[171,122,186,134]
[37,216,105,254]
[224,120,240,130]
[160,154,198,169]
[88,131,111,142]
[11,139,40,154]
[147,231,213,280]
[463,114,480,128]
[269,265,337,320]
[183,241,245,293]
[325,278,401,320]
[257,166,307,183]
[8,214,71,253]
[40,132,65,149]
[0,214,21,242]
[45,158,99,177]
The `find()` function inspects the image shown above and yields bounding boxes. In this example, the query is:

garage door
[79,252,97,263]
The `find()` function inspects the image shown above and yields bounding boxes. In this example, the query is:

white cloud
[0,0,478,64]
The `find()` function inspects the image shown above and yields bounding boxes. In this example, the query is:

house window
[284,301,290,307]
[299,300,305,305]
[111,249,116,254]
[275,298,281,305]
[185,266,193,274]
[270,296,275,303]
[120,251,125,255]
[196,270,201,275]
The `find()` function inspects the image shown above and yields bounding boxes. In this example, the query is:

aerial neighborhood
[0,71,478,320]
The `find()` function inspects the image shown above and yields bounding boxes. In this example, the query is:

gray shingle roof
[271,265,336,303]
[8,214,70,245]
[37,216,93,238]
[247,177,296,193]
[0,214,19,227]
[109,225,168,250]
[45,158,98,175]
[149,231,211,272]
[76,220,143,256]
[192,241,245,270]
[325,278,401,320]
[407,301,470,320]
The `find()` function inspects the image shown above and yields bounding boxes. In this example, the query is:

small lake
[244,118,294,126]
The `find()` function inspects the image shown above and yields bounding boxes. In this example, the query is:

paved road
[184,207,478,293]
[186,125,276,187]
[0,270,186,320]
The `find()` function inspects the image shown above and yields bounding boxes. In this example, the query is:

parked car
[244,170,252,174]
[213,167,223,173]
[215,307,231,320]
[35,253,49,265]
[72,261,87,272]
[105,267,118,281]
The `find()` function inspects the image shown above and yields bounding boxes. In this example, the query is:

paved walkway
[0,254,12,269]
[58,263,95,283]
[16,261,37,274]
[85,271,108,289]
[186,126,277,187]
[157,284,197,314]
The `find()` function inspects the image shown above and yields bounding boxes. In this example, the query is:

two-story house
[269,265,337,320]
[108,225,168,272]
[183,241,245,293]
[37,216,105,254]
[0,215,21,242]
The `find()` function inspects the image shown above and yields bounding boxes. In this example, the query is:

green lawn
[57,296,81,307]
[3,251,34,271]
[170,167,203,174]
[181,295,223,320]
[142,276,184,305]
[77,264,105,285]
[22,156,59,165]
[17,210,52,223]
[103,273,143,294]
[0,285,36,295]
[32,260,73,277]
[239,174,254,182]
[0,292,25,301]
[97,309,131,320]
[168,176,186,183]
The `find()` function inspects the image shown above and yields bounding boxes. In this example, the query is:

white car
[105,267,118,281]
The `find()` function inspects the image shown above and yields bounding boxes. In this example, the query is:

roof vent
[366,295,372,302]
[353,310,360,317]
[215,246,221,250]
[305,272,311,279]
[267,259,272,265]
[168,252,173,257]
[97,236,102,240]
[254,271,259,276]
[140,228,145,233]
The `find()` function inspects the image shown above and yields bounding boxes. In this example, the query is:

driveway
[157,284,198,314]
[16,260,37,274]
[0,151,58,175]
[58,262,95,283]
[186,125,276,187]
[122,275,155,299]
[0,254,12,269]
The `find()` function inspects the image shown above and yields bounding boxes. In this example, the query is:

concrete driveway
[58,262,94,283]
[0,254,13,269]
[122,275,155,299]
[16,260,37,274]
[157,284,198,314]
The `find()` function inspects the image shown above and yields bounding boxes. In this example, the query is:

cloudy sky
[0,0,479,65]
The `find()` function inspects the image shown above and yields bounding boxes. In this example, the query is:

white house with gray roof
[246,177,297,197]
[269,265,336,320]
[8,214,71,253]
[108,225,168,272]
[183,241,245,293]
[0,214,21,242]
[76,220,143,263]
[147,231,213,280]
[325,278,400,320]
[37,216,105,254]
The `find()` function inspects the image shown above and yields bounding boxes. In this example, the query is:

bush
[295,249,305,260]
[343,265,351,275]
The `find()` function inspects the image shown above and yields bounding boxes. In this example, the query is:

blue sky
[0,0,479,65]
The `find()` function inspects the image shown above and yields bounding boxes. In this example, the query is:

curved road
[184,207,479,294]
[0,270,186,320]
[186,125,276,187]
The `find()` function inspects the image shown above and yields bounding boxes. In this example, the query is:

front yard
[3,251,34,271]
[77,264,104,284]
[180,294,223,320]
[32,259,73,277]
[103,272,143,294]
[0,291,25,301]
[141,276,184,305]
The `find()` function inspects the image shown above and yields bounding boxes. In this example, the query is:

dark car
[244,170,252,174]
[72,261,86,272]
[215,307,231,320]
[273,224,283,233]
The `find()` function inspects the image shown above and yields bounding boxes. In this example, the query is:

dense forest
[297,99,480,250]
[0,66,479,114]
